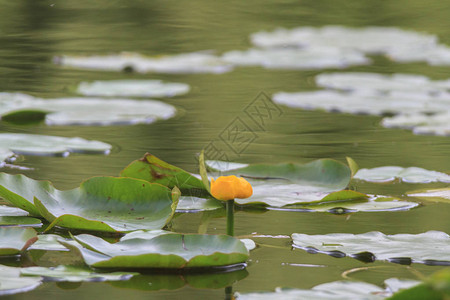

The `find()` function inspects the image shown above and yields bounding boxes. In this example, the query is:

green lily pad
[0,173,179,232]
[121,153,207,195]
[55,52,232,74]
[292,230,450,265]
[0,92,176,126]
[354,166,450,183]
[0,227,37,256]
[212,159,351,207]
[20,265,137,282]
[65,232,249,269]
[77,80,190,98]
[382,112,450,137]
[236,278,420,300]
[0,133,111,166]
[407,188,450,203]
[222,47,369,70]
[0,265,42,296]
[0,216,42,226]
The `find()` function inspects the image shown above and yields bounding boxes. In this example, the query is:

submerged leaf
[77,80,190,98]
[0,92,176,126]
[292,231,450,265]
[67,232,249,269]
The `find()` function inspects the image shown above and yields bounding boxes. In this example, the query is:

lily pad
[0,205,28,216]
[176,196,223,212]
[250,26,450,66]
[279,191,419,213]
[382,112,450,136]
[65,232,249,269]
[407,188,450,203]
[0,227,37,256]
[0,173,179,232]
[55,51,232,74]
[354,166,450,183]
[235,278,420,300]
[77,80,190,98]
[20,265,137,282]
[272,89,450,116]
[0,133,111,165]
[214,159,352,207]
[121,153,207,196]
[316,72,450,94]
[0,92,176,126]
[0,265,42,296]
[221,47,369,70]
[292,230,450,265]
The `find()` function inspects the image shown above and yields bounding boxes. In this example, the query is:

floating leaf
[55,52,232,74]
[271,191,418,213]
[0,227,37,256]
[0,92,176,126]
[382,112,450,137]
[77,80,190,98]
[407,188,450,203]
[0,265,42,296]
[65,232,249,269]
[354,166,450,183]
[272,89,450,116]
[121,153,207,196]
[292,231,450,265]
[222,47,369,70]
[0,133,111,166]
[213,159,351,207]
[176,196,223,212]
[250,26,450,67]
[0,173,178,232]
[206,160,249,172]
[0,205,28,217]
[20,265,136,282]
[236,278,420,300]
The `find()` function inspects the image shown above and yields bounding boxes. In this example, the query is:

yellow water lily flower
[210,175,253,201]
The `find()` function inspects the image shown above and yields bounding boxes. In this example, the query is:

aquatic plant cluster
[0,25,449,299]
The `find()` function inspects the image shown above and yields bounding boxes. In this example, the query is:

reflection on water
[1,0,450,299]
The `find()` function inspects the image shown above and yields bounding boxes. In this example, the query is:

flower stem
[226,199,235,236]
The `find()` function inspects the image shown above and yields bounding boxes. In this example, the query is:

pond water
[1,0,450,299]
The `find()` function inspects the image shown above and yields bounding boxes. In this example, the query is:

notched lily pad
[55,51,232,74]
[0,173,178,232]
[407,188,450,203]
[292,231,450,265]
[77,80,190,98]
[354,166,450,183]
[235,278,420,300]
[0,265,42,296]
[20,265,137,282]
[0,227,37,256]
[0,92,176,126]
[65,232,249,269]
